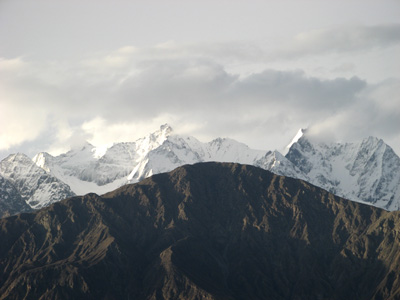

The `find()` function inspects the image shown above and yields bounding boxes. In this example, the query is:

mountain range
[0,124,399,217]
[1,163,400,299]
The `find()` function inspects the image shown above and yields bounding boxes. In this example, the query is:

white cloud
[0,102,47,150]
[0,59,49,150]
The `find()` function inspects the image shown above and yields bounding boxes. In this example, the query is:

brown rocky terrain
[1,162,400,299]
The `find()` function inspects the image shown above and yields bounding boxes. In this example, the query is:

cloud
[0,37,399,159]
[331,63,356,73]
[76,24,400,74]
[274,24,400,60]
[0,58,48,149]
[307,78,400,146]
[232,70,366,110]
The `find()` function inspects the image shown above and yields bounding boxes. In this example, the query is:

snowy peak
[362,135,382,145]
[1,153,37,177]
[25,124,176,196]
[62,141,98,163]
[283,128,306,155]
[0,174,32,217]
[160,123,173,136]
[125,134,268,184]
[0,152,75,209]
[285,134,400,210]
[254,150,307,181]
[4,152,32,164]
[133,124,173,157]
[205,137,264,164]
[150,123,173,143]
[33,152,54,172]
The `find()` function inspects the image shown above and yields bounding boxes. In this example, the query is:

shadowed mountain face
[1,162,400,300]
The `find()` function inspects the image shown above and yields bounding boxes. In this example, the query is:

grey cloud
[138,25,400,65]
[274,24,400,60]
[307,78,400,151]
[103,24,400,65]
[1,55,399,158]
[93,60,367,125]
[1,57,369,122]
[331,63,356,73]
[232,70,366,111]
[107,59,238,120]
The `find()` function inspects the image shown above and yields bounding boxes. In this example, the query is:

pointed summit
[150,123,173,142]
[160,123,173,135]
[5,152,32,164]
[70,140,95,152]
[33,152,54,172]
[146,124,173,144]
[282,128,307,155]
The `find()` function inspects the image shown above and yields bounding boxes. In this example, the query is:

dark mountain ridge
[1,162,400,299]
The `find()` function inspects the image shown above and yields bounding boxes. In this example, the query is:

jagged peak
[148,124,173,142]
[272,149,286,159]
[4,152,32,163]
[57,141,95,157]
[0,153,42,177]
[73,140,95,151]
[32,152,54,171]
[357,136,387,153]
[208,137,249,148]
[132,124,174,156]
[361,136,381,144]
[33,151,53,160]
[210,137,233,144]
[160,123,173,135]
[282,128,307,155]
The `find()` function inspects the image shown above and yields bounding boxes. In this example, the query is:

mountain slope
[0,153,75,209]
[286,135,400,210]
[1,163,400,299]
[254,150,307,181]
[0,174,32,218]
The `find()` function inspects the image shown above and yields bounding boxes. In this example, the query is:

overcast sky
[1,0,399,159]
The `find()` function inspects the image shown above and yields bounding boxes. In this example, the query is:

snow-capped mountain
[254,150,307,181]
[0,174,32,218]
[282,128,305,155]
[0,125,295,214]
[286,134,400,210]
[33,125,290,193]
[1,124,400,217]
[32,125,172,196]
[0,153,75,210]
[126,134,274,183]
